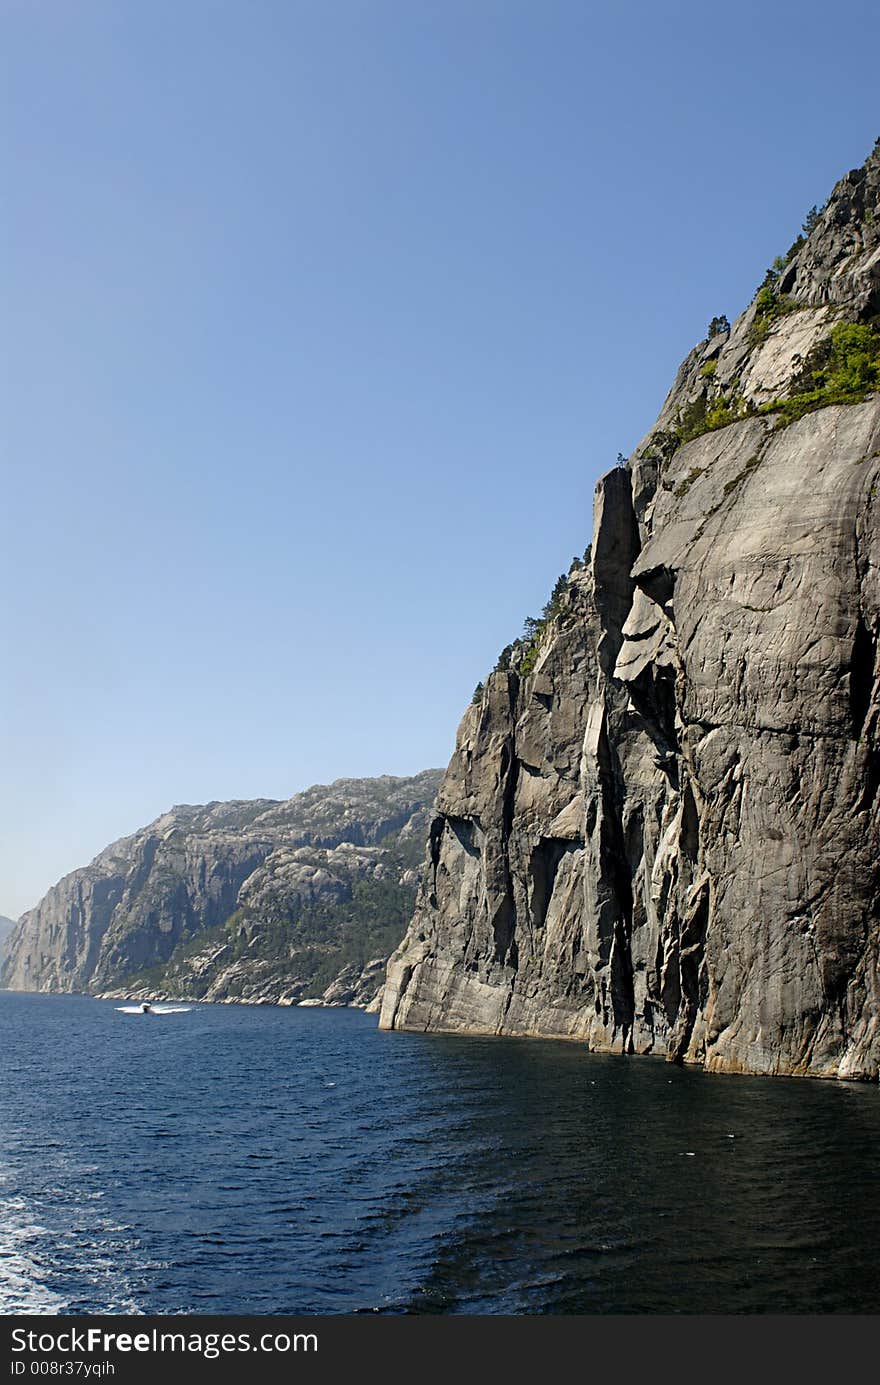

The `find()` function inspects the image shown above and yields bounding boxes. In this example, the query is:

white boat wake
[115,1005,191,1015]
[0,1162,142,1315]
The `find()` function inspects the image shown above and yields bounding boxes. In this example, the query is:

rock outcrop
[2,771,442,1006]
[381,144,880,1080]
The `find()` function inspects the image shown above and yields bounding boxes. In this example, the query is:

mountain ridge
[2,770,443,1007]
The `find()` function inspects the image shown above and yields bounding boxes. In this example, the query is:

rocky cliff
[381,144,880,1080]
[2,771,442,1006]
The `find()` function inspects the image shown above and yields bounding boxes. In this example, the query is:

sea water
[1,991,877,1314]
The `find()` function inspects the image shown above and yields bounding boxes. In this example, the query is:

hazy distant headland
[0,916,17,951]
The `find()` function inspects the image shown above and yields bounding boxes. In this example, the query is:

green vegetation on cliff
[759,321,880,425]
[491,570,573,681]
[124,860,419,1001]
[677,391,751,443]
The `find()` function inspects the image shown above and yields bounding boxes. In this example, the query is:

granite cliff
[381,145,880,1080]
[2,771,442,1006]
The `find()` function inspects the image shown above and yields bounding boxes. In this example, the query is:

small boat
[141,1002,153,1013]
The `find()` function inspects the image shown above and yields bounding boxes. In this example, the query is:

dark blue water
[1,992,878,1314]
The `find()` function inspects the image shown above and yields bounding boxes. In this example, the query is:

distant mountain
[0,916,17,952]
[2,771,443,1008]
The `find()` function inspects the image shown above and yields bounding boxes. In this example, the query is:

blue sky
[2,0,878,917]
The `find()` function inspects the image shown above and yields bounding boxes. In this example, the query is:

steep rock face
[381,146,880,1080]
[2,772,442,1003]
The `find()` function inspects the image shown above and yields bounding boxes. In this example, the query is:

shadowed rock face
[381,145,880,1080]
[1,772,442,1002]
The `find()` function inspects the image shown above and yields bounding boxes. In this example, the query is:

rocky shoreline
[90,955,387,1012]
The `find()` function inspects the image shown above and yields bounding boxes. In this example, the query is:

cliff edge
[381,144,880,1080]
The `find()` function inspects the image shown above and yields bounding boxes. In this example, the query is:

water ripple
[1,993,878,1313]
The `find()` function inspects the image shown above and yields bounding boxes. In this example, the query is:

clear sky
[2,0,878,918]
